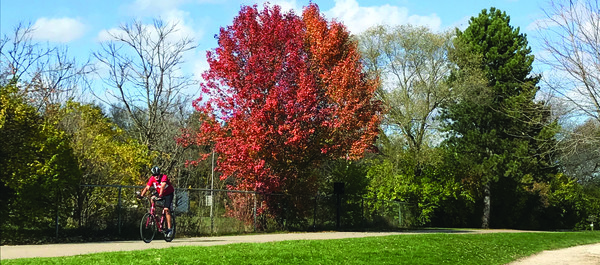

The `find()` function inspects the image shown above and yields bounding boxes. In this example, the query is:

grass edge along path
[4,231,600,265]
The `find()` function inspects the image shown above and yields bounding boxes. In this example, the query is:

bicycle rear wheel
[140,213,156,243]
[164,214,176,242]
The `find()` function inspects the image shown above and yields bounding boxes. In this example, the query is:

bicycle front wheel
[140,213,156,243]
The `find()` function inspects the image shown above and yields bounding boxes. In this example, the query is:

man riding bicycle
[139,166,174,237]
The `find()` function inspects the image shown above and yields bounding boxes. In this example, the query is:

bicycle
[137,191,176,243]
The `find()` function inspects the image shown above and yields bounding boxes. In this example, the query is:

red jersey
[147,174,175,195]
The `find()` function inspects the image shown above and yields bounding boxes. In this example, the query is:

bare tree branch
[539,0,600,122]
[1,22,94,111]
[94,19,198,170]
[357,25,455,154]
[538,0,600,181]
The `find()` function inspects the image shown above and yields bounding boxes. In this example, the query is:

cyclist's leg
[163,193,174,230]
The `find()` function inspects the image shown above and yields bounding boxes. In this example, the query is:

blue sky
[1,0,549,100]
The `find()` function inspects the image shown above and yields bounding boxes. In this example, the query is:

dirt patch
[508,243,600,265]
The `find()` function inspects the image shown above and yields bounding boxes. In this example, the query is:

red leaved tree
[180,3,381,223]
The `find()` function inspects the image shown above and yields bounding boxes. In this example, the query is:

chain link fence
[49,185,417,239]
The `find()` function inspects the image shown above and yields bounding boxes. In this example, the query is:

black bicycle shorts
[162,193,174,210]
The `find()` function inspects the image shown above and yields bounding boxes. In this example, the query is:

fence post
[361,197,364,229]
[253,192,257,232]
[312,194,318,230]
[55,197,59,238]
[334,182,344,230]
[118,186,122,235]
[55,187,62,238]
[210,191,215,235]
[398,202,402,228]
[210,151,215,235]
[336,193,341,229]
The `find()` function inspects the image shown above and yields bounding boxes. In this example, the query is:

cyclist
[139,166,175,237]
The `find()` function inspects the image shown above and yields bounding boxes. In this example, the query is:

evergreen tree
[442,8,559,229]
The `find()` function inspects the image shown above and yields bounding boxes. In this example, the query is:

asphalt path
[2,229,599,264]
[1,231,408,260]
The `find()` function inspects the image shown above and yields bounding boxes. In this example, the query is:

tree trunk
[481,181,491,228]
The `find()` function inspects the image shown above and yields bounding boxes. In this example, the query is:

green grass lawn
[5,231,600,264]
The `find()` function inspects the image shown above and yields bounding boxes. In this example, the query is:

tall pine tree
[442,8,559,229]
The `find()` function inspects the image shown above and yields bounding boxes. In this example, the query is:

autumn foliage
[181,3,380,217]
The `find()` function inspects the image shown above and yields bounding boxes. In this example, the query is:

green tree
[0,82,80,230]
[365,140,469,226]
[356,25,464,226]
[442,7,560,228]
[357,25,454,175]
[51,101,153,228]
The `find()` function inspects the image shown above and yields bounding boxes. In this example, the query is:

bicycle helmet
[151,166,161,176]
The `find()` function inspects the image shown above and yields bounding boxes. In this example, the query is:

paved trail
[0,232,405,260]
[1,230,599,264]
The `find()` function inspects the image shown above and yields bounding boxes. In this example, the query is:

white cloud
[162,9,204,41]
[31,17,87,43]
[527,17,558,31]
[188,52,209,98]
[193,51,210,80]
[96,19,202,47]
[106,0,205,43]
[242,0,443,33]
[324,0,442,34]
[96,27,125,42]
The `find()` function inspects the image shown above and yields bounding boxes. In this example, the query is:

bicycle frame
[147,197,170,233]
[140,193,176,243]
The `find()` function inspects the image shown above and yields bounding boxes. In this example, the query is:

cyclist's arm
[159,182,167,197]
[140,185,151,196]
